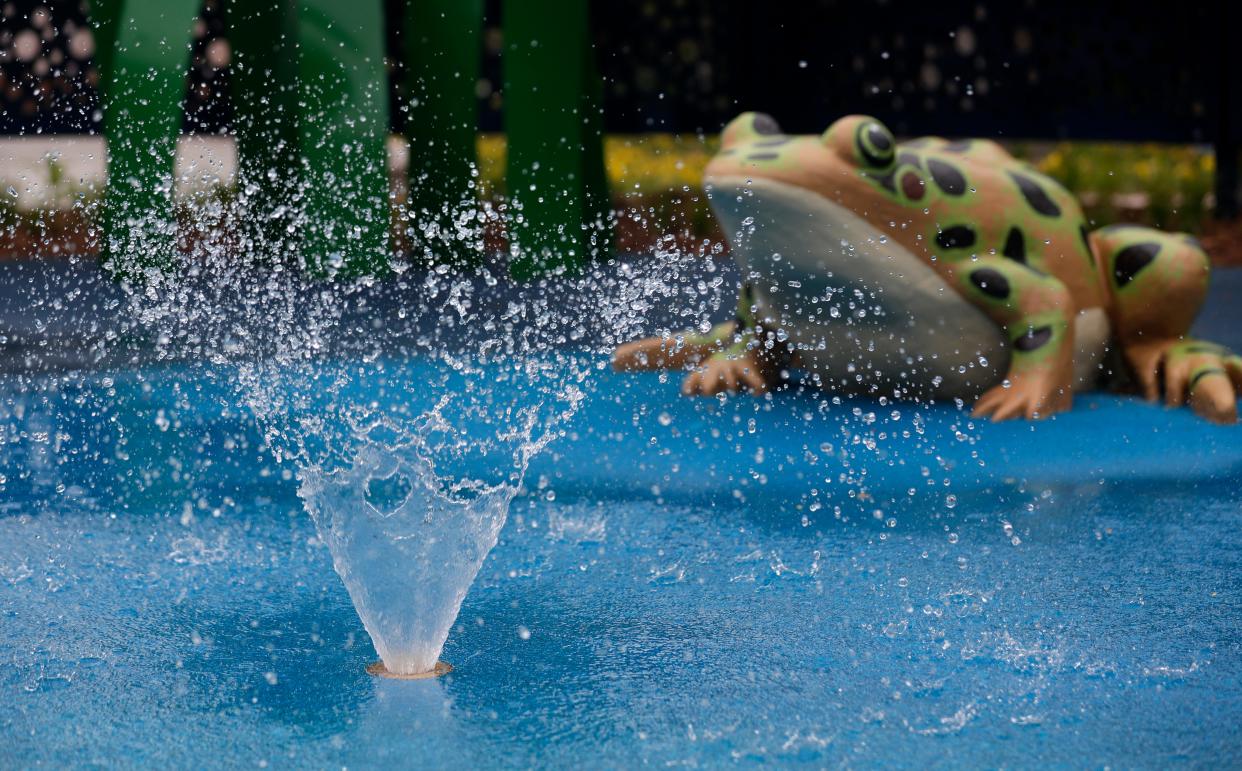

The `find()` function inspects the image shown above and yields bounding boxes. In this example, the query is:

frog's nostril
[752,113,781,136]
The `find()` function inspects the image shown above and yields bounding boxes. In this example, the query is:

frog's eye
[722,112,782,148]
[751,113,781,136]
[855,120,895,168]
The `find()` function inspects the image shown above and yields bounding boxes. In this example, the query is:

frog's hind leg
[952,256,1078,420]
[1090,224,1241,423]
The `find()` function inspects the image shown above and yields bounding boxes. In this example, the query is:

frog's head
[702,113,985,370]
[703,111,920,273]
[704,112,903,216]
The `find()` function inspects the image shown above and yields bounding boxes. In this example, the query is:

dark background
[1,0,1235,143]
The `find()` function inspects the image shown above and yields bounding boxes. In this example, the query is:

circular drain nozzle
[366,660,453,680]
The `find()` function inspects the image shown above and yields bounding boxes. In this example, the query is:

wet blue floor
[3,359,1241,767]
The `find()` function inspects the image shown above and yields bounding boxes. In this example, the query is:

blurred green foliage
[1018,141,1215,232]
[482,134,1218,237]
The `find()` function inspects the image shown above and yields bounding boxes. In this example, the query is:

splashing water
[91,166,715,673]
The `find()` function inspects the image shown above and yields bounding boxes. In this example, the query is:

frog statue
[613,112,1242,424]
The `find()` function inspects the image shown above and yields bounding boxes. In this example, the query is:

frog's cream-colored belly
[706,176,1108,399]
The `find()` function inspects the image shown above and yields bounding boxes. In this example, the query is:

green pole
[402,0,483,266]
[502,0,611,279]
[87,0,123,98]
[98,0,200,279]
[578,27,610,258]
[295,0,391,277]
[227,0,300,253]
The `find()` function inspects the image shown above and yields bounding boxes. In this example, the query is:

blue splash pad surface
[2,359,1241,767]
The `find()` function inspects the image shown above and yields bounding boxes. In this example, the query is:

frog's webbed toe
[972,376,1073,422]
[1122,341,1167,402]
[681,351,770,397]
[1187,374,1238,425]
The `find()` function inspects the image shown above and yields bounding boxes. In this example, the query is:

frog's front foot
[612,324,735,373]
[1125,339,1242,424]
[681,349,773,397]
[612,337,703,372]
[971,373,1073,422]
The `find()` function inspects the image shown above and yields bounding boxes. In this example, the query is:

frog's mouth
[704,175,1010,398]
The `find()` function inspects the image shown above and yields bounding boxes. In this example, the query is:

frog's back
[896,137,1106,310]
